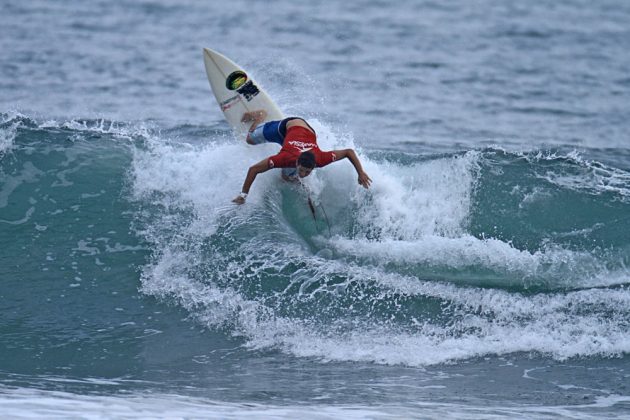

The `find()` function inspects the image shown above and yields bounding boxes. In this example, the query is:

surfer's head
[297,151,316,177]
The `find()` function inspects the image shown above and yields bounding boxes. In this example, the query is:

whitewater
[2,0,630,418]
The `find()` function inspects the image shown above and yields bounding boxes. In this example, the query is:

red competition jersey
[268,126,336,169]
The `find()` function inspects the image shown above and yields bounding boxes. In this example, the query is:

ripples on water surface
[1,0,630,418]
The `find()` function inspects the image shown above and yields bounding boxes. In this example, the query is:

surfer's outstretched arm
[232,158,270,204]
[332,149,372,189]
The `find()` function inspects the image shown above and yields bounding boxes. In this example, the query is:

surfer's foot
[241,110,267,123]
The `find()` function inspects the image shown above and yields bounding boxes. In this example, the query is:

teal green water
[2,0,630,417]
[2,117,629,416]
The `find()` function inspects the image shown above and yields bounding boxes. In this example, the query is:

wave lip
[0,111,28,156]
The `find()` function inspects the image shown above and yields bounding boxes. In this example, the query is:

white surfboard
[202,48,284,134]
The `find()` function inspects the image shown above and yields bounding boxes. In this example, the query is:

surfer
[232,110,372,204]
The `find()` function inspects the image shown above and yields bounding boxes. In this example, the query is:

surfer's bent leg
[248,124,268,144]
[247,120,284,145]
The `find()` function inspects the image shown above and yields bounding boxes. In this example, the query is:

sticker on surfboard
[235,80,260,101]
[225,71,260,101]
[226,71,248,90]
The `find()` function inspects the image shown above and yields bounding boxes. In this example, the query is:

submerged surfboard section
[202,48,284,134]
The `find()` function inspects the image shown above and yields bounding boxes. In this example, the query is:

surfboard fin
[307,196,317,221]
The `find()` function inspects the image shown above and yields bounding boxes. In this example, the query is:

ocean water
[2,0,630,418]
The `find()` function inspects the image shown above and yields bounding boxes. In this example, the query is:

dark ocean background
[2,0,630,418]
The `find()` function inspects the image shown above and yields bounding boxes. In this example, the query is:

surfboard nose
[202,48,214,62]
[202,47,284,131]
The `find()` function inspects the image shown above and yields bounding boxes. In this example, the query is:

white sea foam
[233,259,630,366]
[0,122,19,156]
[40,118,155,141]
[0,386,384,420]
[1,385,627,420]
[132,134,278,213]
[353,151,479,239]
[132,123,630,368]
[328,235,624,289]
[140,231,630,367]
[0,112,27,156]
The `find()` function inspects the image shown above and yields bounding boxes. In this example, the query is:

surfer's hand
[358,172,372,189]
[232,195,246,205]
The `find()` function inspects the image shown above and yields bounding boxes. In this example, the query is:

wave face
[3,113,630,372]
[3,0,630,415]
[123,118,630,367]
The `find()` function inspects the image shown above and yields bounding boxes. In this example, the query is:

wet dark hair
[297,151,316,169]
